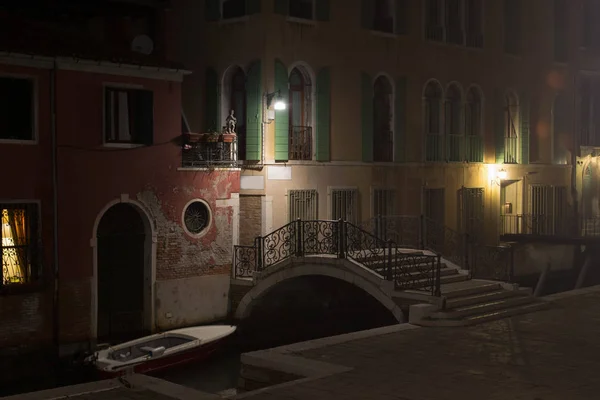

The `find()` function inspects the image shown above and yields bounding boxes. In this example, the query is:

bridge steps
[413,280,546,327]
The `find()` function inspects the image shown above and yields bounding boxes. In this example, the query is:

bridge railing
[233,219,442,296]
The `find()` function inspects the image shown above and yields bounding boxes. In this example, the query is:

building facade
[171,0,598,250]
[0,3,240,376]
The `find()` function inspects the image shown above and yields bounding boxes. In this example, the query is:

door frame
[90,195,157,342]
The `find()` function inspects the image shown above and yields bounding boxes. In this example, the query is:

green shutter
[205,0,220,21]
[316,0,330,21]
[316,67,331,162]
[135,90,154,145]
[495,90,505,164]
[274,59,289,161]
[361,0,373,29]
[274,0,289,14]
[520,93,530,164]
[246,0,261,14]
[395,0,408,34]
[204,67,219,132]
[361,72,373,162]
[246,61,262,161]
[394,77,407,162]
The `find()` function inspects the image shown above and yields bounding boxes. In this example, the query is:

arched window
[465,86,483,162]
[504,91,520,163]
[288,66,312,160]
[222,66,246,159]
[424,81,443,161]
[445,84,463,161]
[373,75,393,162]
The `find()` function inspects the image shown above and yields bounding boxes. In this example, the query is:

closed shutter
[316,67,331,162]
[274,59,289,161]
[394,76,407,162]
[361,72,373,162]
[205,0,220,21]
[135,90,154,145]
[246,61,262,161]
[274,0,289,14]
[316,0,330,21]
[246,0,261,14]
[361,0,374,29]
[520,92,530,164]
[395,0,408,34]
[494,89,505,164]
[204,67,219,132]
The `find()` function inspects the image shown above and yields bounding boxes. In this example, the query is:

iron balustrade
[233,219,442,295]
[446,134,464,162]
[466,135,483,162]
[501,214,600,238]
[504,136,520,164]
[426,134,444,162]
[289,126,312,161]
[471,245,514,282]
[182,138,239,168]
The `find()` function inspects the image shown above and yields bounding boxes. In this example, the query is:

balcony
[374,130,393,162]
[446,134,463,162]
[466,135,483,162]
[504,136,520,164]
[426,134,443,162]
[289,126,312,161]
[182,133,239,168]
[499,214,600,240]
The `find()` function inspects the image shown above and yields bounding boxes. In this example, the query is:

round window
[183,200,211,235]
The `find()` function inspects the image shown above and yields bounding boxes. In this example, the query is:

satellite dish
[131,34,154,55]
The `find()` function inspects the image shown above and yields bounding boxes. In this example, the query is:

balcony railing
[504,136,519,164]
[501,214,576,237]
[182,133,239,168]
[426,134,443,162]
[447,134,463,162]
[466,135,483,162]
[374,130,393,162]
[289,126,312,161]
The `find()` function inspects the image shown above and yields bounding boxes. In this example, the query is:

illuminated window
[1,204,39,286]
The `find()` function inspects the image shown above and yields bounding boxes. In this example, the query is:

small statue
[225,109,237,134]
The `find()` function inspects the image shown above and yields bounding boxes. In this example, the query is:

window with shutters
[425,0,482,47]
[554,0,568,62]
[424,80,443,162]
[373,0,394,33]
[221,0,246,19]
[289,0,314,19]
[289,66,313,160]
[503,91,520,164]
[104,87,153,145]
[373,75,394,162]
[528,185,568,235]
[465,86,484,162]
[445,83,463,162]
[0,77,35,142]
[424,188,445,223]
[288,190,318,221]
[330,188,359,224]
[372,188,395,217]
[222,66,247,159]
[504,0,520,55]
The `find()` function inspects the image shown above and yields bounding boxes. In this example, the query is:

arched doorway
[96,203,149,342]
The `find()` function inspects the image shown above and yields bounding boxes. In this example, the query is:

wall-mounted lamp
[266,90,286,111]
[492,168,507,185]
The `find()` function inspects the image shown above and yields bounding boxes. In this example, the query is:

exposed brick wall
[239,195,262,246]
[0,290,53,349]
[58,280,91,344]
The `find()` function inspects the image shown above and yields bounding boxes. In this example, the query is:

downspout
[571,74,579,234]
[51,62,60,357]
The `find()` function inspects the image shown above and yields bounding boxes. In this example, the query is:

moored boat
[87,325,236,378]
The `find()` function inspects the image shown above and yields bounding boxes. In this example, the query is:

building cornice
[0,52,191,82]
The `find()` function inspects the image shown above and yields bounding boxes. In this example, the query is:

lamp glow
[498,169,508,180]
[273,98,286,110]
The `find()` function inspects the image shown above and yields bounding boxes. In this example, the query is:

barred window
[331,188,359,224]
[288,190,318,221]
[1,203,40,286]
[372,188,395,217]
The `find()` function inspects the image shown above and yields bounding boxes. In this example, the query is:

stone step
[417,301,549,327]
[431,295,534,320]
[366,259,448,273]
[442,282,502,299]
[402,272,468,290]
[391,267,459,282]
[445,289,525,309]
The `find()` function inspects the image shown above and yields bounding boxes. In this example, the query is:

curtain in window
[1,209,27,283]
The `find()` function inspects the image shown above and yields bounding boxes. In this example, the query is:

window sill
[219,16,250,26]
[0,281,45,296]
[286,16,316,26]
[370,30,397,39]
[103,143,146,149]
[0,138,37,145]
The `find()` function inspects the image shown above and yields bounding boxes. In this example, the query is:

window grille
[373,189,395,217]
[288,190,318,221]
[331,188,359,224]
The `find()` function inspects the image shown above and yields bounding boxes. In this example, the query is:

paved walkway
[6,286,600,400]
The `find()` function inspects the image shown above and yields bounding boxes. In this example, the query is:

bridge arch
[234,260,405,323]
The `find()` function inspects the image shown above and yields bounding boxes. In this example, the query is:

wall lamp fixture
[492,168,508,186]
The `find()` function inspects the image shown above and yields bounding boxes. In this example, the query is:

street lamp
[266,90,286,111]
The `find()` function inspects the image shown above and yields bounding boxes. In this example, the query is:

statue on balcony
[225,109,237,134]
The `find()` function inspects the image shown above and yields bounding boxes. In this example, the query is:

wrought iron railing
[466,135,483,162]
[182,138,239,168]
[501,214,600,238]
[504,136,520,164]
[471,245,514,282]
[233,219,441,295]
[426,134,444,162]
[447,134,463,162]
[289,126,312,160]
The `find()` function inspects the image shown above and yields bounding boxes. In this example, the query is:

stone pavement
[6,286,600,400]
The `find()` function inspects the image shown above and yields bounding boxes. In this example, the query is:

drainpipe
[571,73,579,233]
[51,62,60,358]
